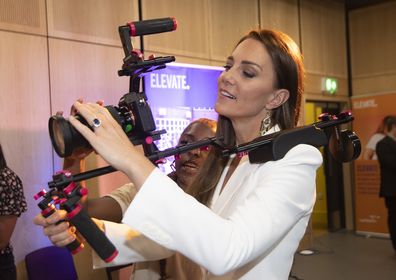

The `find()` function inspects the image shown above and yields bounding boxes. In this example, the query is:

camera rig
[36,18,361,263]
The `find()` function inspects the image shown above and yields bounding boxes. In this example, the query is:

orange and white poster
[352,93,396,235]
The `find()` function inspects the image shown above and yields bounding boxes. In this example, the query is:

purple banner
[143,62,222,172]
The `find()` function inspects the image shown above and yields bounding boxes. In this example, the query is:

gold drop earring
[260,111,271,136]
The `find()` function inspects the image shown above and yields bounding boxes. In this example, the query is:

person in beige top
[62,118,216,279]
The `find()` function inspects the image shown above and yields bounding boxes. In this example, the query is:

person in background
[0,144,27,280]
[35,28,323,279]
[61,118,216,279]
[364,115,392,160]
[376,116,396,253]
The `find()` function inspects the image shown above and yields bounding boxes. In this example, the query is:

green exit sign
[321,77,338,95]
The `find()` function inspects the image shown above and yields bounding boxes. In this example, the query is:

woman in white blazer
[36,29,322,280]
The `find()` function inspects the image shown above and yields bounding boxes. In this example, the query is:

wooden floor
[290,230,396,280]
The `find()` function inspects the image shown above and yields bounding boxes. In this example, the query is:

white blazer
[96,137,322,280]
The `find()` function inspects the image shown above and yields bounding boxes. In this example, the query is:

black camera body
[108,91,157,145]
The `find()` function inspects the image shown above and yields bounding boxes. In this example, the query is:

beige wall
[142,0,350,101]
[349,1,396,96]
[301,0,349,100]
[0,0,368,279]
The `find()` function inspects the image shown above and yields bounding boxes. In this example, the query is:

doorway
[305,101,346,232]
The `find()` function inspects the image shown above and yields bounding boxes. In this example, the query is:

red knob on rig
[33,189,47,200]
[338,110,352,119]
[318,113,332,121]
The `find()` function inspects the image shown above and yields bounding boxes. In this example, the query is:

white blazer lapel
[210,155,252,215]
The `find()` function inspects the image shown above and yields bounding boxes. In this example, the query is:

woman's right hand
[33,210,78,247]
[69,101,155,190]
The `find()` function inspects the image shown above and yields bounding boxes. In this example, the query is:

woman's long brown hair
[186,29,305,205]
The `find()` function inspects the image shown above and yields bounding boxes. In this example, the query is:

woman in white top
[35,29,322,280]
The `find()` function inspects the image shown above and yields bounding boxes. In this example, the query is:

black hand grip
[40,205,84,254]
[127,17,177,37]
[65,238,84,254]
[67,205,118,262]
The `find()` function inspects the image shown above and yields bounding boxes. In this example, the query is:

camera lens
[48,115,91,158]
[51,118,66,155]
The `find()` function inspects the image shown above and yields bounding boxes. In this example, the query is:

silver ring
[92,118,101,128]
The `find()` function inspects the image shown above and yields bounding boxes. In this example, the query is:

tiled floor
[290,230,396,280]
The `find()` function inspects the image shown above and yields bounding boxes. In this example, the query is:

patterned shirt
[0,167,27,254]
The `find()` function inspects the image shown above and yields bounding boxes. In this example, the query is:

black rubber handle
[67,205,118,262]
[128,17,177,36]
